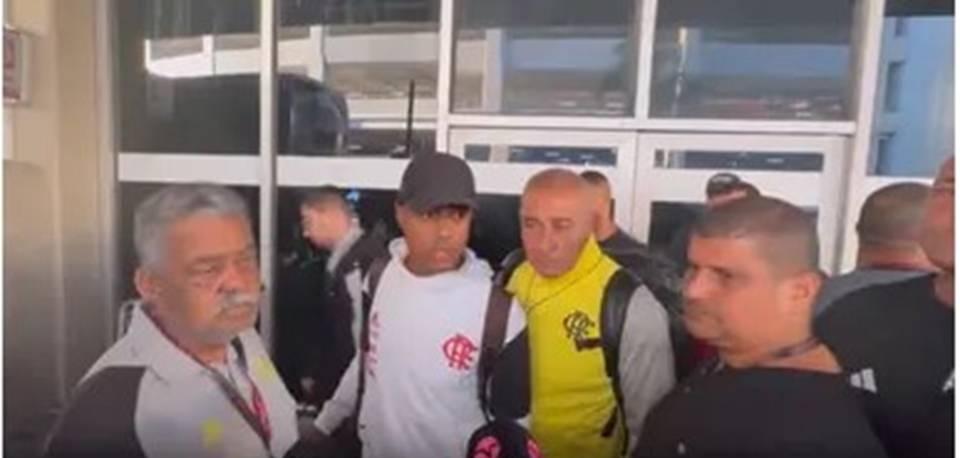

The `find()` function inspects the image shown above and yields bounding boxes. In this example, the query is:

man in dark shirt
[814,182,933,315]
[636,196,886,458]
[581,170,693,376]
[815,157,954,458]
[298,186,388,409]
[580,170,683,308]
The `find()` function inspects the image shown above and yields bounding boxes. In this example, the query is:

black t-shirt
[635,366,887,458]
[815,274,954,458]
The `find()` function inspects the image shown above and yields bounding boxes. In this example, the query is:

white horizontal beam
[448,114,856,135]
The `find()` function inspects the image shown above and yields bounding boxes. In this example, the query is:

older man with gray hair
[45,184,306,458]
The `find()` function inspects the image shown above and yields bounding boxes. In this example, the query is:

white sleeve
[345,268,364,348]
[504,298,527,342]
[313,354,359,434]
[619,286,676,454]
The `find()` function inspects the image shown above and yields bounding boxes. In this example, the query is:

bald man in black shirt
[816,157,955,458]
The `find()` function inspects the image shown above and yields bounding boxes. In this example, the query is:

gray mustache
[217,292,260,311]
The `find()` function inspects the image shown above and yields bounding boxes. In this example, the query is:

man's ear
[785,270,823,316]
[134,267,162,304]
[395,202,408,232]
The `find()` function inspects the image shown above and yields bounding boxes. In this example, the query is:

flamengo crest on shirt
[442,333,478,371]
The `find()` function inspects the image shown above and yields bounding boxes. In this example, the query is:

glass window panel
[650,0,854,120]
[452,0,637,116]
[869,9,953,177]
[278,0,440,157]
[117,0,262,154]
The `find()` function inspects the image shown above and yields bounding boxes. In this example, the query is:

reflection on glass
[650,0,854,120]
[279,0,441,125]
[117,0,262,154]
[464,144,617,166]
[654,149,823,172]
[119,1,439,156]
[452,0,636,116]
[870,15,954,177]
[346,129,436,157]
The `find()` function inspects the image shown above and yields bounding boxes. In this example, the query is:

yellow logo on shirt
[201,418,223,448]
[254,356,279,381]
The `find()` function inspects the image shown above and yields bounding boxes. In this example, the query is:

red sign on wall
[4,27,27,104]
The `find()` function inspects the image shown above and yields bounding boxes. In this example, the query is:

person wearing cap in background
[813,182,934,315]
[635,197,886,458]
[665,172,760,274]
[303,152,527,458]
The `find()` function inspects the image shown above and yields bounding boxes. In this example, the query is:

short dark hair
[300,185,353,215]
[580,170,610,187]
[856,182,931,247]
[693,196,819,274]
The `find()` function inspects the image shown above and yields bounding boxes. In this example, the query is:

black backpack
[498,247,694,380]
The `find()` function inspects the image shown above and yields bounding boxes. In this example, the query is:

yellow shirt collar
[509,236,606,310]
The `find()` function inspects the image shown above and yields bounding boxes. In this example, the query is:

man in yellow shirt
[506,169,675,458]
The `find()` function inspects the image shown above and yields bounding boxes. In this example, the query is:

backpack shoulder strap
[601,269,641,384]
[494,249,526,288]
[355,255,389,415]
[477,284,514,420]
[364,256,389,301]
[600,269,641,451]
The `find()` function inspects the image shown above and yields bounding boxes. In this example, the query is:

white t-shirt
[315,239,526,458]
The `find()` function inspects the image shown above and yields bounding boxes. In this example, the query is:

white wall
[3,1,112,456]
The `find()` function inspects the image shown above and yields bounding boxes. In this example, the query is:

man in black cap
[703,172,760,209]
[305,152,527,458]
[665,172,760,273]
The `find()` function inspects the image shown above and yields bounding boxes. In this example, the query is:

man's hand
[285,418,338,458]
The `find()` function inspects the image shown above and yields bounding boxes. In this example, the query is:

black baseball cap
[398,153,477,213]
[705,172,744,197]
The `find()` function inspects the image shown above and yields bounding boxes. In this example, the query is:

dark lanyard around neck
[201,340,274,455]
[764,336,821,362]
[143,308,274,454]
[709,336,822,374]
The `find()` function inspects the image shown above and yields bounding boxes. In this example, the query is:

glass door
[633,133,848,272]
